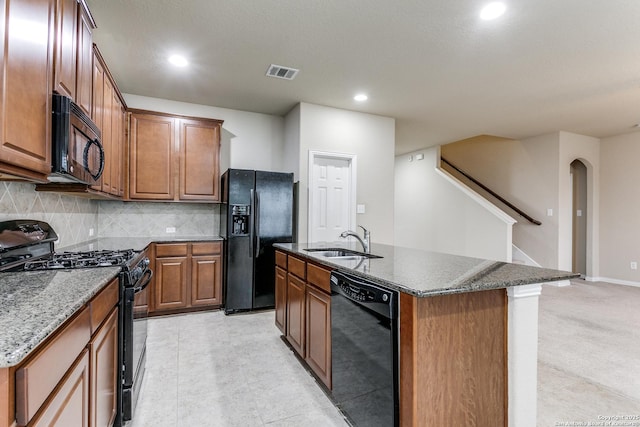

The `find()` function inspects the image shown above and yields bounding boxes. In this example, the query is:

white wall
[558,131,600,276]
[441,134,561,267]
[395,147,514,262]
[289,103,395,245]
[440,132,601,273]
[600,132,640,284]
[124,94,285,172]
[283,104,301,179]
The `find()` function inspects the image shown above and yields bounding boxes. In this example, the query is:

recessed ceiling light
[480,2,506,20]
[168,54,188,67]
[354,94,368,102]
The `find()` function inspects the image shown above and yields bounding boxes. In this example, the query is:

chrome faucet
[340,225,370,253]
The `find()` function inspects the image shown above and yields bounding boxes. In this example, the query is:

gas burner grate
[23,249,137,271]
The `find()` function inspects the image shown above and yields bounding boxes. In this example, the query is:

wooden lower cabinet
[276,250,333,389]
[154,255,189,311]
[191,253,222,306]
[31,350,90,427]
[90,308,118,427]
[274,266,287,334]
[3,278,120,427]
[285,274,306,356]
[305,285,331,388]
[151,241,223,315]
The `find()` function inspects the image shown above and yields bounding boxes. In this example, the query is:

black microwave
[49,94,104,185]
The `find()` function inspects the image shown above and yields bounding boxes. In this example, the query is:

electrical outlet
[89,228,94,237]
[631,262,637,270]
[166,227,176,233]
[547,209,553,217]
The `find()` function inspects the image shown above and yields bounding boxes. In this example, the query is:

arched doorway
[570,159,588,276]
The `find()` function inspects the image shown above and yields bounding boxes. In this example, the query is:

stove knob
[132,266,142,281]
[142,258,150,268]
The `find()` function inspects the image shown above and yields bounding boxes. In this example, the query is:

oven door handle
[133,269,153,293]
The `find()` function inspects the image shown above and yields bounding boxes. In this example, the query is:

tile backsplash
[0,182,221,249]
[0,182,99,248]
[98,200,219,237]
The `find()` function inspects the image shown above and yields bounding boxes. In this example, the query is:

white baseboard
[585,276,640,288]
[544,280,571,287]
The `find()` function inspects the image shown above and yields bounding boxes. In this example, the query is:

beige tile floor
[537,280,640,426]
[130,279,640,427]
[129,310,349,427]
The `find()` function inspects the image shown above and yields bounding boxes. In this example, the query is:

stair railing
[441,157,542,226]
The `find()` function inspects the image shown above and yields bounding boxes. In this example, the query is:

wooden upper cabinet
[100,77,114,194]
[75,3,93,117]
[179,118,220,201]
[90,45,125,198]
[53,0,77,100]
[90,48,104,191]
[129,112,176,200]
[129,110,223,202]
[0,0,54,180]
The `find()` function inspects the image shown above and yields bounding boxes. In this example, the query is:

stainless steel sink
[304,248,383,259]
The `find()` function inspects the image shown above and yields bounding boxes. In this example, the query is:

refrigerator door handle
[249,189,255,258]
[255,191,261,258]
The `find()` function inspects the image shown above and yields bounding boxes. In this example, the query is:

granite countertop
[0,235,223,368]
[274,242,579,297]
[59,235,223,252]
[0,267,121,368]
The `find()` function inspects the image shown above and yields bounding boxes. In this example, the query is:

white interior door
[308,152,356,243]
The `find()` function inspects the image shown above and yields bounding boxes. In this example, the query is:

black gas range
[0,219,152,426]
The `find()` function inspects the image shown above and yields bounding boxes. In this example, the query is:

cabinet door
[107,89,122,196]
[100,77,114,194]
[129,113,175,200]
[32,350,90,427]
[90,308,118,427]
[75,3,92,117]
[154,256,188,311]
[191,254,222,307]
[178,119,221,201]
[305,286,331,388]
[286,274,306,357]
[90,50,104,191]
[53,0,77,99]
[275,266,287,334]
[0,0,54,176]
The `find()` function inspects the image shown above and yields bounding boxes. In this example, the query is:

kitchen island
[274,242,579,427]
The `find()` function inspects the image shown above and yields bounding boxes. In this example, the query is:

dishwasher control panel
[331,271,395,305]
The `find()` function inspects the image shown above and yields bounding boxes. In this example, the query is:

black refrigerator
[221,169,294,314]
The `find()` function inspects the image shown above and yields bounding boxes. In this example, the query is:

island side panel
[400,289,507,427]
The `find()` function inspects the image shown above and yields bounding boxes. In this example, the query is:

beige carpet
[537,280,640,426]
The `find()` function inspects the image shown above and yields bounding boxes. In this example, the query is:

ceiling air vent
[266,64,299,80]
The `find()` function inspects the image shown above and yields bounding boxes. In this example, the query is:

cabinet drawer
[288,256,306,280]
[192,241,221,256]
[16,307,91,425]
[156,243,188,257]
[90,278,119,334]
[275,251,287,268]
[307,263,332,293]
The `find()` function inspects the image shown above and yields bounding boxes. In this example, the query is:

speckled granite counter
[59,235,223,252]
[0,267,121,367]
[274,242,579,297]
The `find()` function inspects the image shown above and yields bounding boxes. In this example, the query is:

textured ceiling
[86,0,640,154]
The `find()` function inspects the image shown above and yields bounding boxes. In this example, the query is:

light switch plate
[357,204,366,214]
[547,209,553,217]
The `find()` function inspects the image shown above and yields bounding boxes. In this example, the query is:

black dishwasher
[330,270,399,427]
